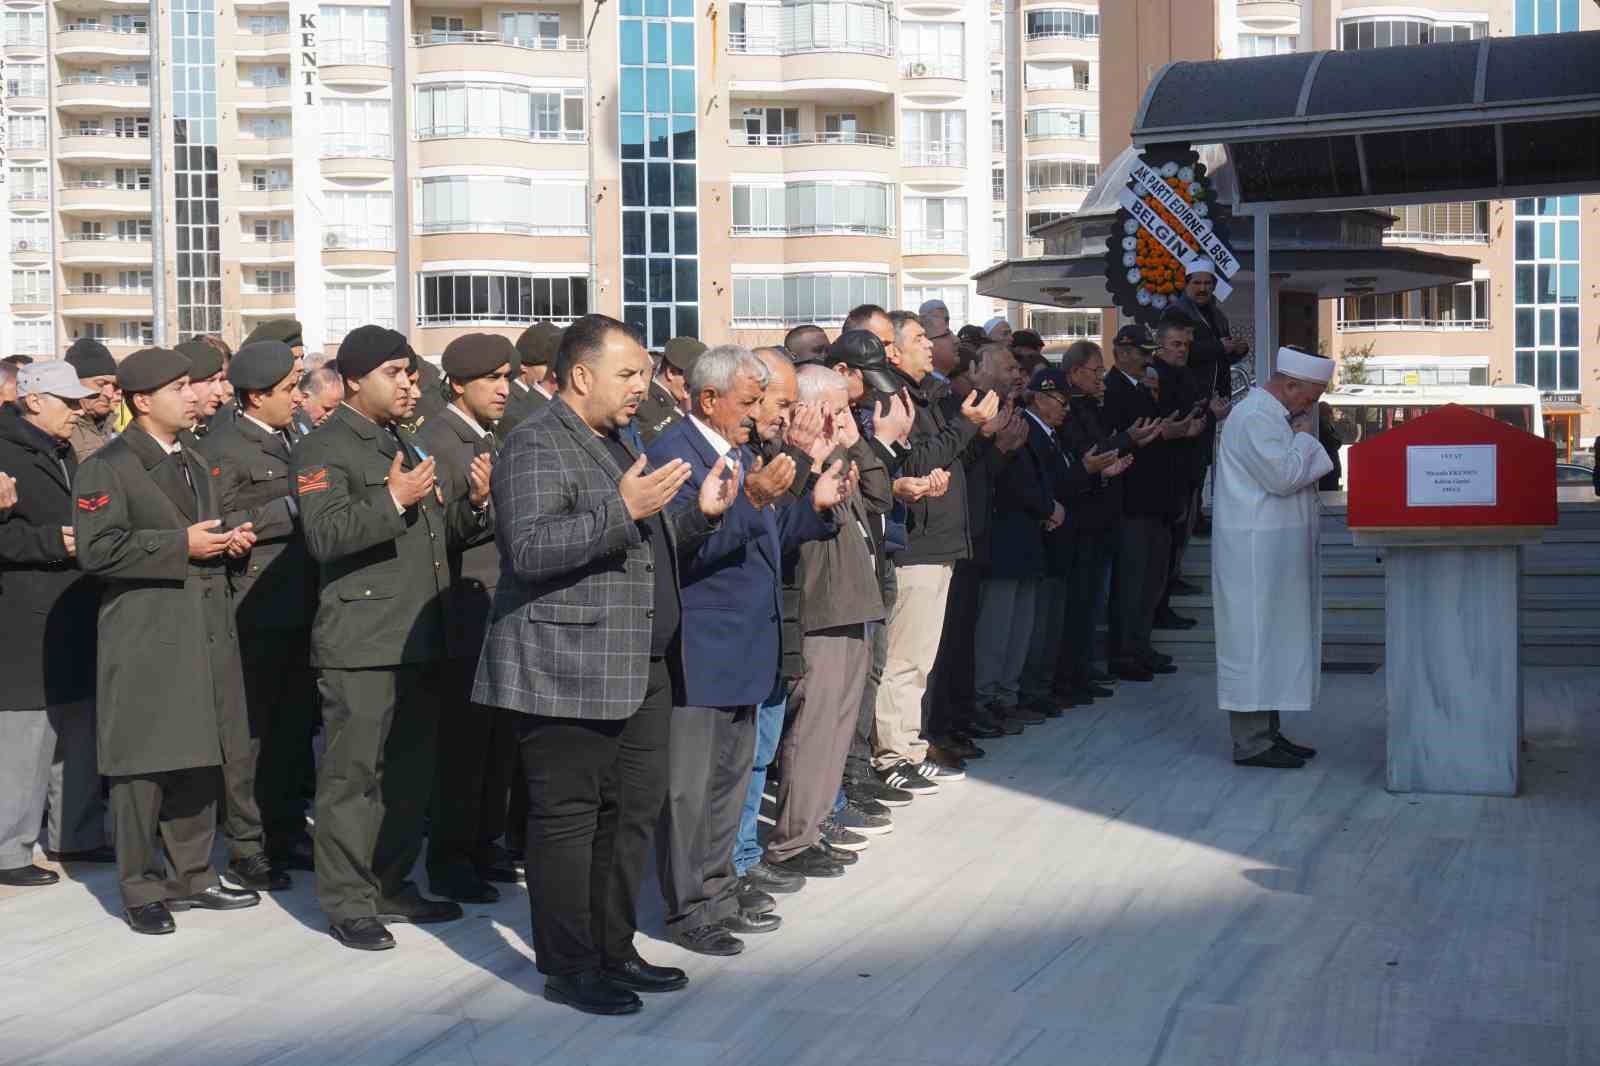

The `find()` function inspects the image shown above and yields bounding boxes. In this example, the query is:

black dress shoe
[1023,699,1065,719]
[736,878,777,915]
[1140,656,1177,674]
[1112,660,1154,682]
[964,715,1006,739]
[1000,704,1046,726]
[375,893,464,924]
[744,858,806,893]
[723,909,782,934]
[765,846,843,879]
[46,844,116,864]
[546,971,643,1015]
[936,734,983,760]
[431,880,500,904]
[1168,577,1204,596]
[1090,668,1116,684]
[602,956,688,993]
[1082,683,1115,698]
[1153,609,1198,631]
[125,901,176,935]
[818,840,859,866]
[1235,748,1306,769]
[1274,735,1318,760]
[478,862,523,885]
[223,854,291,892]
[1143,649,1175,666]
[0,864,60,887]
[168,884,261,911]
[670,923,745,956]
[330,916,396,951]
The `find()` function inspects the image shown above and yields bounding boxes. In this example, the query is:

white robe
[1212,387,1335,712]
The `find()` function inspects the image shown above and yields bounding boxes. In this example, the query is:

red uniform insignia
[211,467,221,477]
[76,493,111,512]
[296,468,331,495]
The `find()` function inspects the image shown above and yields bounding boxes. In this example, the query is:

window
[12,270,50,304]
[250,270,294,293]
[1516,0,1580,35]
[734,107,799,145]
[251,218,295,241]
[246,116,292,139]
[120,321,155,345]
[1237,33,1296,56]
[78,324,108,341]
[110,14,148,34]
[992,167,1005,201]
[731,181,895,236]
[326,282,394,339]
[2,11,45,47]
[12,319,52,354]
[989,68,1003,106]
[247,167,292,191]
[77,222,105,239]
[414,83,585,142]
[992,118,1004,153]
[1385,202,1490,243]
[1030,309,1101,339]
[732,274,892,327]
[114,167,152,190]
[1023,60,1090,91]
[243,14,289,34]
[319,5,389,64]
[243,64,289,87]
[112,116,150,138]
[903,110,965,166]
[10,167,49,199]
[1340,17,1485,50]
[1025,159,1099,191]
[1024,109,1097,140]
[7,115,47,150]
[321,98,389,156]
[903,285,967,327]
[989,16,1002,55]
[5,63,45,97]
[904,197,967,254]
[77,272,106,293]
[117,270,154,292]
[116,219,153,240]
[499,11,562,46]
[415,177,585,235]
[1339,280,1491,330]
[1024,9,1099,41]
[1514,196,1580,393]
[727,0,894,56]
[901,22,963,79]
[429,15,466,41]
[418,273,589,326]
[11,218,49,252]
[1026,210,1068,234]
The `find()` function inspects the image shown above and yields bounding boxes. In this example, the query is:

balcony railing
[902,141,964,166]
[60,74,150,87]
[416,221,588,236]
[321,133,392,159]
[6,81,47,97]
[61,180,149,191]
[409,30,586,50]
[8,137,49,152]
[64,285,152,295]
[323,224,395,250]
[9,188,50,201]
[728,31,894,57]
[320,40,390,65]
[65,232,149,242]
[243,284,296,295]
[4,34,47,49]
[57,25,148,37]
[1336,317,1491,332]
[1383,228,1489,244]
[237,26,289,38]
[239,182,293,193]
[903,229,967,254]
[63,127,151,139]
[901,58,962,79]
[241,232,295,244]
[414,125,584,144]
[731,223,894,238]
[728,130,895,148]
[1024,30,1097,43]
[241,77,291,89]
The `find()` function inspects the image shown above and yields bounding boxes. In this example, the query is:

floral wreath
[1103,144,1231,325]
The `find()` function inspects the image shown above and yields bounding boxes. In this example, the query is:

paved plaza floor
[2,666,1597,1066]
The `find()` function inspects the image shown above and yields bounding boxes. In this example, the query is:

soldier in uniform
[243,318,305,361]
[500,322,561,433]
[634,336,703,446]
[418,334,515,902]
[177,338,229,443]
[402,347,447,432]
[294,324,488,951]
[206,340,319,882]
[73,346,263,934]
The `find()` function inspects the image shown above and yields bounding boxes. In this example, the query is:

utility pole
[148,0,168,344]
[585,0,606,316]
[1003,0,1023,327]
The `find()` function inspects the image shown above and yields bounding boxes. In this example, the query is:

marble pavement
[2,666,1597,1066]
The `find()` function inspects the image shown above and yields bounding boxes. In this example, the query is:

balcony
[57,181,152,213]
[238,236,296,262]
[235,30,291,55]
[4,34,47,56]
[729,130,894,148]
[320,39,391,79]
[56,129,153,162]
[5,81,48,108]
[237,134,295,161]
[902,141,965,168]
[241,285,297,312]
[235,82,292,110]
[10,237,51,260]
[59,288,154,315]
[410,30,585,50]
[55,76,150,110]
[726,129,895,172]
[59,235,153,265]
[237,183,295,212]
[900,57,963,81]
[725,22,897,84]
[8,188,50,211]
[1336,317,1491,332]
[415,124,584,146]
[414,126,585,169]
[321,133,393,160]
[410,30,586,77]
[903,229,967,256]
[53,27,150,60]
[322,225,395,251]
[728,30,894,58]
[7,137,50,161]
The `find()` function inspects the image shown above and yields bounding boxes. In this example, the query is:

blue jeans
[733,679,787,876]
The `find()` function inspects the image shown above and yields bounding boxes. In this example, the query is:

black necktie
[175,447,194,491]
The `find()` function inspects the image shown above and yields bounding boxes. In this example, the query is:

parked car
[1556,462,1594,486]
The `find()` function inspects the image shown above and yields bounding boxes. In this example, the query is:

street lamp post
[585,0,607,318]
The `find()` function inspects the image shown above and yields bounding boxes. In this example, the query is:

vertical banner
[291,0,327,353]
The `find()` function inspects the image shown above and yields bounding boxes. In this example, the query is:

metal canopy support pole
[148,0,168,345]
[1253,208,1272,384]
[1003,0,1023,326]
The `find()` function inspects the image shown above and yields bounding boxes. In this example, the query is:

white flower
[1160,161,1180,178]
[1136,288,1152,305]
[1122,252,1137,268]
[1187,182,1203,199]
[1178,166,1195,183]
[1195,202,1210,218]
[1127,268,1142,284]
[1121,236,1138,251]
[1123,218,1139,235]
[1152,293,1169,309]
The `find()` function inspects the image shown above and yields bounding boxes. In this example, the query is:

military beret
[65,337,116,380]
[116,347,192,395]
[243,318,304,348]
[515,322,562,371]
[337,324,409,380]
[662,336,707,372]
[176,338,225,381]
[442,333,516,382]
[229,340,296,392]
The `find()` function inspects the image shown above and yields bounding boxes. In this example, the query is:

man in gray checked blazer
[474,314,740,1018]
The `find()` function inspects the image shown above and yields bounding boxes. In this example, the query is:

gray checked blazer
[472,394,715,720]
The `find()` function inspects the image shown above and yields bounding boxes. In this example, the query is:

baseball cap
[827,330,901,395]
[18,360,97,400]
[1112,324,1158,350]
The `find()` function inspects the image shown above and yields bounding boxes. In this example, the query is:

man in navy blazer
[645,343,845,956]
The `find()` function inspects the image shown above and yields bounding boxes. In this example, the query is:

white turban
[1277,347,1334,384]
[1184,258,1217,279]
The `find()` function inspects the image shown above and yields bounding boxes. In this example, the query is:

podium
[1346,405,1557,797]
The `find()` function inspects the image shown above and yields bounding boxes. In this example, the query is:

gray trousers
[110,768,221,908]
[657,704,756,930]
[1020,575,1068,707]
[1231,710,1282,760]
[768,625,869,864]
[0,702,104,868]
[974,577,1037,709]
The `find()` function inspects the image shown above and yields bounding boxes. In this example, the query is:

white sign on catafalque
[1405,444,1497,507]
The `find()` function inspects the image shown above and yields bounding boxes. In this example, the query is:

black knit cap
[337,324,409,380]
[515,322,562,373]
[116,347,192,395]
[176,337,224,380]
[228,340,295,392]
[442,333,516,381]
[243,318,304,348]
[65,337,116,379]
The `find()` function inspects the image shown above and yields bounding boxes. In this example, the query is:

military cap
[229,340,296,392]
[116,347,192,395]
[65,337,117,380]
[176,337,225,381]
[337,324,409,380]
[243,318,304,348]
[514,322,562,372]
[662,336,707,372]
[442,333,516,382]
[1028,366,1069,394]
[1112,324,1158,351]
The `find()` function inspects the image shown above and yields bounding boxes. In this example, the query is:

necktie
[175,447,194,491]
[280,429,294,453]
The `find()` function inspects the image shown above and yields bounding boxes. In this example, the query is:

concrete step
[1165,592,1600,630]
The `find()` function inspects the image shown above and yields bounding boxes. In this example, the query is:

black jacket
[1033,414,1092,575]
[0,405,97,710]
[1152,358,1214,493]
[416,407,500,661]
[988,414,1056,579]
[1169,293,1247,399]
[1060,394,1125,533]
[893,369,979,566]
[1101,369,1180,519]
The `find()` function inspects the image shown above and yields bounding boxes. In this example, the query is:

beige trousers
[871,562,953,770]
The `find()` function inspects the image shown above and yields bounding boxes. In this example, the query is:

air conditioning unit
[910,62,929,77]
[323,231,343,249]
[15,240,31,251]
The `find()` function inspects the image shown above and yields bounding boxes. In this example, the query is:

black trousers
[1056,530,1111,693]
[110,767,222,908]
[925,559,981,739]
[845,556,896,785]
[657,701,756,931]
[314,662,444,923]
[427,656,518,892]
[517,657,673,976]
[239,627,319,858]
[1108,516,1172,663]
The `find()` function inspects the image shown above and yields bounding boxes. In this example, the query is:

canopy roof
[1132,31,1600,210]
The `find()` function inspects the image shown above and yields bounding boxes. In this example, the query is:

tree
[1334,341,1375,390]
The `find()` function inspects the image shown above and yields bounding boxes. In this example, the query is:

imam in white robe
[1212,387,1335,713]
